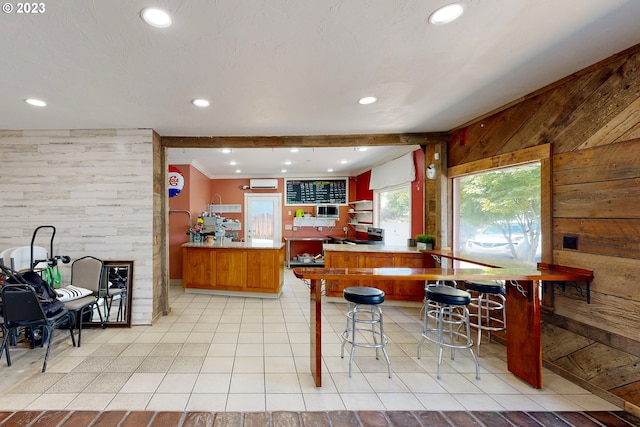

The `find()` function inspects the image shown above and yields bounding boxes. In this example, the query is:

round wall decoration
[168,165,184,197]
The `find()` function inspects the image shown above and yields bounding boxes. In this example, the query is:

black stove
[365,227,384,244]
[343,227,384,245]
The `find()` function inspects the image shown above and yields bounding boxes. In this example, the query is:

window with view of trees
[375,183,411,246]
[456,162,541,266]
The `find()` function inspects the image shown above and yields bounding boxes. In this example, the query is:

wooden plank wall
[448,44,640,409]
[0,129,156,326]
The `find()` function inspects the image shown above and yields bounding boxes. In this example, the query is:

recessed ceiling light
[327,168,334,172]
[229,161,237,166]
[284,161,292,165]
[141,7,172,28]
[357,147,368,152]
[25,98,46,107]
[428,3,464,25]
[235,169,241,173]
[340,160,348,164]
[358,96,377,105]
[281,169,287,173]
[290,148,299,153]
[192,99,210,108]
[220,148,231,154]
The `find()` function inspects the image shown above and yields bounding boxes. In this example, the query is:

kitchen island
[182,241,285,298]
[323,243,426,300]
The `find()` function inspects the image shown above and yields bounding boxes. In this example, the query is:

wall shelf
[348,200,372,232]
[350,200,373,210]
[208,203,242,213]
[293,217,336,227]
[349,211,372,223]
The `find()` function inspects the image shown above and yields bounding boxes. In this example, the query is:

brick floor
[0,410,639,426]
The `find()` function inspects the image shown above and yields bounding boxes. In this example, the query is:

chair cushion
[463,280,505,295]
[426,286,471,306]
[62,295,97,311]
[343,286,385,305]
[55,285,93,302]
[106,285,125,297]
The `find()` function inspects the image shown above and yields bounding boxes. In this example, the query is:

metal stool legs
[464,281,506,357]
[341,301,391,378]
[471,292,506,356]
[417,287,480,380]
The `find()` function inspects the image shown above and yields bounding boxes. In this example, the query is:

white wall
[0,129,155,325]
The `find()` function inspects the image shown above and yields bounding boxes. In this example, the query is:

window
[374,183,411,246]
[455,163,541,266]
[449,144,551,269]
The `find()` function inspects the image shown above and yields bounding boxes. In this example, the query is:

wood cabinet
[392,253,425,298]
[182,248,217,289]
[182,245,284,296]
[323,251,360,296]
[360,254,395,295]
[246,249,285,292]
[324,249,425,301]
[216,250,247,290]
[326,251,360,269]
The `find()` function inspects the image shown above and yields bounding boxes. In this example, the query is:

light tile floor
[0,269,620,413]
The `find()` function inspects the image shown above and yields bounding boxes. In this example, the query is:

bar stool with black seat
[419,280,458,320]
[463,280,506,356]
[340,286,391,378]
[417,285,480,380]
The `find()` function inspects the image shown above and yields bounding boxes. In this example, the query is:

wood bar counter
[293,252,592,389]
[323,244,425,301]
[182,242,285,297]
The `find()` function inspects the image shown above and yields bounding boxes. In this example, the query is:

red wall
[168,164,210,279]
[204,177,352,240]
[208,178,248,227]
[352,148,424,239]
[354,170,373,201]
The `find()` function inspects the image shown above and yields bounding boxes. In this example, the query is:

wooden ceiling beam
[160,132,448,148]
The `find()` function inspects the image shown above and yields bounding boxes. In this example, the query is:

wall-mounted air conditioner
[249,179,278,189]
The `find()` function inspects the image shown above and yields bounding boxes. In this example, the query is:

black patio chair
[1,283,76,372]
[0,315,10,366]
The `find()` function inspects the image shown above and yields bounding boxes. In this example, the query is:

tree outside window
[458,163,541,265]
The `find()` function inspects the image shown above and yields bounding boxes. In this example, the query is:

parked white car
[465,223,539,262]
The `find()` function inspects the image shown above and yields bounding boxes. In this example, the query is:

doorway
[159,135,435,321]
[244,193,282,246]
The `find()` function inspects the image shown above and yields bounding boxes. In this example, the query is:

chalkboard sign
[285,178,348,205]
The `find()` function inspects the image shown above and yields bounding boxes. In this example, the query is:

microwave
[316,204,339,218]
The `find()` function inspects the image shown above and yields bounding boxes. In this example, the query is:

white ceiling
[2,1,639,177]
[168,145,421,178]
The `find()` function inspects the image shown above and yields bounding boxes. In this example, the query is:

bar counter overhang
[293,249,593,389]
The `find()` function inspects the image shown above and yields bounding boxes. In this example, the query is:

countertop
[182,241,285,250]
[322,243,422,254]
[284,237,330,241]
[293,265,594,282]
